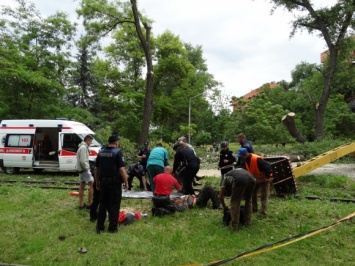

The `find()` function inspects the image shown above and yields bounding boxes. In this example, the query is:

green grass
[1,172,355,266]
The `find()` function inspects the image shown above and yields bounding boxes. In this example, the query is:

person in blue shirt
[236,133,254,167]
[146,143,169,192]
[237,133,254,153]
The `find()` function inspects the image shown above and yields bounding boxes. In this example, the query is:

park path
[197,163,355,179]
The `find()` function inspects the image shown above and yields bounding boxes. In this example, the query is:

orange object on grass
[69,191,79,197]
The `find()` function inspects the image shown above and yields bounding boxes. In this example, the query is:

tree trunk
[272,0,354,139]
[131,0,154,146]
[314,46,336,139]
[281,112,306,143]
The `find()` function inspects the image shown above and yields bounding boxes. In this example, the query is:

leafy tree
[267,0,355,139]
[193,130,212,146]
[0,0,76,119]
[78,0,154,145]
[332,38,355,103]
[66,37,98,111]
[152,31,221,143]
[267,81,313,141]
[93,23,147,141]
[237,93,293,144]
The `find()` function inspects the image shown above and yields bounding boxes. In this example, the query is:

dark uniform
[218,142,236,184]
[173,146,200,195]
[138,143,151,172]
[127,163,145,190]
[96,145,126,233]
[90,161,100,222]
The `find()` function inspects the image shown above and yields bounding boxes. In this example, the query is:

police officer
[173,142,200,195]
[95,135,128,233]
[127,163,148,191]
[137,142,151,172]
[218,141,236,185]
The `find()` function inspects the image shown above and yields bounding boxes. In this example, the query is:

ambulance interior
[34,128,59,161]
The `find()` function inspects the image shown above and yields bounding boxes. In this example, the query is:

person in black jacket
[218,141,236,185]
[95,135,128,234]
[127,163,149,191]
[137,142,151,172]
[173,142,200,195]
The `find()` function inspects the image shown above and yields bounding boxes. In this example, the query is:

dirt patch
[197,169,220,177]
[298,163,355,178]
[197,163,355,178]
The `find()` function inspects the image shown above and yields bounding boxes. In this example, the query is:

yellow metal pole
[292,143,355,178]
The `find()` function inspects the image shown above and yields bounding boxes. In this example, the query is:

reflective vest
[245,154,270,184]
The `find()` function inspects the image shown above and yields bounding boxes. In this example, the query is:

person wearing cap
[219,168,256,229]
[137,142,151,173]
[236,148,273,216]
[218,141,236,185]
[95,135,128,233]
[127,163,148,191]
[75,134,94,210]
[146,143,169,192]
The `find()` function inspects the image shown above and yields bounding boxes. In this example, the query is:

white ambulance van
[0,119,103,174]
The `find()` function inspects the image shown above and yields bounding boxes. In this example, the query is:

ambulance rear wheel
[3,167,20,175]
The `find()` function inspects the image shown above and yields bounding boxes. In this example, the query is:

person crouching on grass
[219,168,256,230]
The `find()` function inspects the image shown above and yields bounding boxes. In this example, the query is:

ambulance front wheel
[3,167,20,175]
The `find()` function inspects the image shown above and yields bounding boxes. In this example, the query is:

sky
[3,0,335,98]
